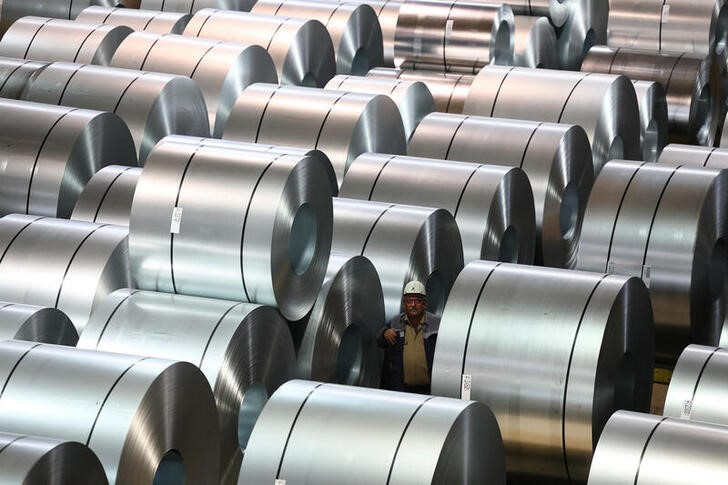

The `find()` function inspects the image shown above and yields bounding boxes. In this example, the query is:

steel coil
[0,18,132,65]
[0,340,220,484]
[111,32,277,138]
[658,143,728,167]
[296,254,384,387]
[464,66,640,173]
[340,153,536,264]
[21,62,210,164]
[184,9,337,87]
[76,6,192,34]
[0,302,78,345]
[240,380,506,484]
[723,111,728,146]
[252,0,383,75]
[505,0,573,27]
[332,198,462,319]
[344,0,402,66]
[0,99,137,219]
[431,261,654,483]
[581,46,724,147]
[408,112,594,268]
[0,57,48,99]
[394,0,514,72]
[140,0,255,12]
[71,166,142,225]
[577,161,728,363]
[79,289,296,484]
[588,411,728,484]
[556,0,608,69]
[0,1,139,36]
[222,83,406,185]
[129,137,333,321]
[631,80,669,162]
[512,15,558,68]
[0,433,107,485]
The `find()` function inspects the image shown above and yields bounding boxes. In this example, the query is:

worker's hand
[383,328,398,345]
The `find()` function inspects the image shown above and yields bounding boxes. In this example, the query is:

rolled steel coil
[110,32,277,138]
[0,215,130,334]
[222,83,407,186]
[340,153,536,264]
[431,261,654,483]
[240,380,506,484]
[464,66,640,173]
[556,0,608,69]
[332,198,463,319]
[79,289,296,484]
[0,18,132,65]
[367,66,474,113]
[140,0,255,13]
[723,111,728,147]
[408,112,594,268]
[344,0,402,66]
[631,80,669,162]
[183,9,337,87]
[394,0,514,72]
[71,166,142,225]
[658,143,728,167]
[0,433,107,485]
[0,57,48,99]
[512,15,558,68]
[76,6,192,34]
[581,46,724,147]
[577,161,728,363]
[325,75,435,140]
[0,99,137,219]
[21,62,210,164]
[0,340,220,484]
[588,411,728,484]
[607,0,728,56]
[252,0,383,75]
[0,302,78,345]
[506,0,572,27]
[129,137,333,321]
[296,254,384,387]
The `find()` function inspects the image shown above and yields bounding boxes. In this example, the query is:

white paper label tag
[681,399,692,419]
[606,261,651,288]
[461,374,472,400]
[170,207,183,234]
[661,4,670,23]
[445,19,454,38]
[606,260,616,274]
[275,480,286,485]
[641,265,651,288]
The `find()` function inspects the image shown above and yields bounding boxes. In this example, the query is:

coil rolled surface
[71,166,142,225]
[76,6,192,34]
[240,380,506,484]
[506,0,572,27]
[344,0,402,66]
[556,0,608,70]
[140,0,255,13]
[577,161,728,363]
[630,80,669,162]
[0,302,78,345]
[512,15,558,69]
[0,57,49,99]
[431,261,654,483]
[658,143,728,167]
[184,9,337,87]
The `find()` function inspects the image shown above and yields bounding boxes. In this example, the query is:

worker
[377,280,439,394]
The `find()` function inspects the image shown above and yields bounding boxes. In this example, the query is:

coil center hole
[153,450,185,485]
[238,382,268,450]
[560,183,579,240]
[337,324,364,384]
[289,203,318,276]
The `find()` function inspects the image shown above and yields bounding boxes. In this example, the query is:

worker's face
[403,294,427,321]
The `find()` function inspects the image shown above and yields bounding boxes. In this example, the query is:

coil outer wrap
[344,0,402,66]
[140,0,256,13]
[512,15,558,69]
[555,0,609,70]
[0,1,139,35]
[658,143,728,167]
[77,6,192,34]
[0,57,49,99]
[0,302,78,345]
[71,166,142,226]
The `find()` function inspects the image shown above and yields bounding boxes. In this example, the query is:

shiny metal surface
[340,153,536,264]
[252,0,383,75]
[0,432,107,485]
[79,289,295,484]
[21,61,210,164]
[394,0,514,72]
[111,32,277,137]
[587,411,728,484]
[505,0,573,27]
[581,46,724,147]
[129,136,333,321]
[223,83,407,185]
[0,18,132,65]
[464,66,640,173]
[408,112,594,268]
[722,111,728,147]
[140,0,256,13]
[0,215,130,334]
[343,0,402,66]
[0,341,220,484]
[511,16,558,68]
[577,161,728,363]
[0,99,137,218]
[0,57,48,99]
[556,0,608,69]
[631,80,669,162]
[184,9,337,87]
[239,380,506,484]
[332,198,463,319]
[71,166,142,225]
[0,302,78,345]
[76,6,192,34]
[658,143,728,167]
[431,261,654,483]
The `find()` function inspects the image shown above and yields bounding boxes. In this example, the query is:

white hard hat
[403,280,426,297]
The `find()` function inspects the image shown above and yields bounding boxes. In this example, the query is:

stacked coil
[394,0,515,72]
[555,0,609,69]
[346,0,402,66]
[464,66,640,173]
[251,0,383,75]
[71,166,142,225]
[183,9,337,87]
[505,0,573,27]
[0,341,220,484]
[140,0,255,12]
[408,113,594,268]
[0,99,137,218]
[631,80,669,162]
[0,302,78,345]
[0,57,48,99]
[129,137,333,321]
[222,83,407,185]
[512,16,558,68]
[658,143,728,167]
[240,380,507,484]
[76,6,192,34]
[431,261,654,483]
[577,161,728,363]
[340,153,537,264]
[332,198,463,319]
[21,62,210,163]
